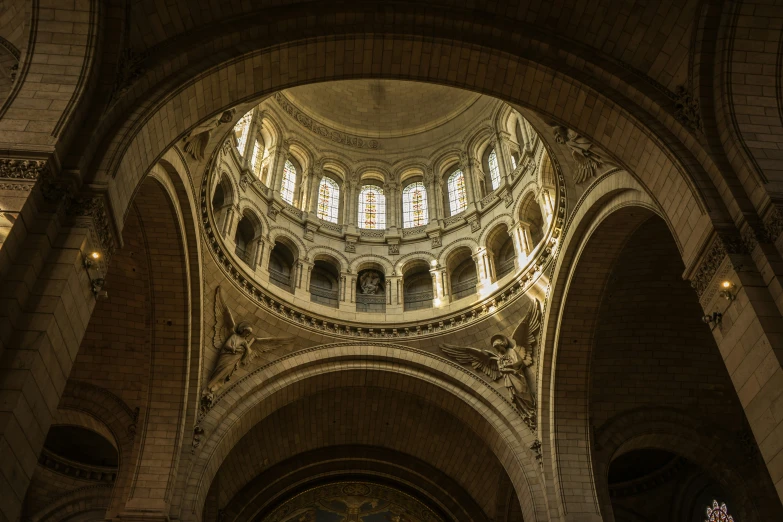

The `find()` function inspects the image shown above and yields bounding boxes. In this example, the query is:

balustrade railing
[310,285,339,308]
[404,290,433,311]
[451,278,477,300]
[269,268,293,292]
[235,245,254,266]
[356,293,386,313]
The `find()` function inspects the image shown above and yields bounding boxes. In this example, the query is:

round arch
[182,342,544,522]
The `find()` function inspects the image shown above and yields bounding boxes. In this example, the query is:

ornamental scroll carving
[689,233,745,297]
[0,159,48,180]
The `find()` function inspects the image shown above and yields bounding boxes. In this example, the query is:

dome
[284,80,481,138]
[205,80,560,333]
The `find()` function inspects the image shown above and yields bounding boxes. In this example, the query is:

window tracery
[234,112,252,155]
[358,185,386,229]
[402,181,428,228]
[317,176,340,223]
[488,149,500,190]
[281,160,297,205]
[447,170,468,215]
[705,501,734,522]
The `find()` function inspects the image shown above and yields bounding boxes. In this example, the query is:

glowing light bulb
[721,280,731,289]
[90,252,100,260]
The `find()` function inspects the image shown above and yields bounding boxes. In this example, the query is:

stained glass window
[281,160,296,205]
[511,153,518,170]
[402,182,428,228]
[234,112,252,155]
[250,139,263,177]
[317,176,340,223]
[488,148,501,190]
[358,185,386,230]
[705,501,734,522]
[447,170,467,216]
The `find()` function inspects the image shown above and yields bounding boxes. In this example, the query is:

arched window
[705,501,734,522]
[358,185,386,229]
[250,139,263,177]
[402,181,428,228]
[447,170,467,216]
[234,112,252,155]
[487,149,501,190]
[317,176,340,223]
[281,160,297,205]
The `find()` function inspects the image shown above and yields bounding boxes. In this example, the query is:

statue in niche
[183,109,236,161]
[359,270,383,295]
[202,286,293,412]
[441,299,541,430]
[551,124,605,184]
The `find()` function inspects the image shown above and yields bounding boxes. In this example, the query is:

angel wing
[242,336,295,365]
[212,286,237,350]
[440,343,500,381]
[511,299,542,367]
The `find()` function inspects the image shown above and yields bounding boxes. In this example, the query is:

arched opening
[482,146,501,192]
[518,193,545,251]
[356,265,386,313]
[403,260,433,311]
[607,449,734,522]
[43,425,119,469]
[486,224,515,280]
[233,214,259,267]
[309,258,340,308]
[268,240,296,293]
[447,247,477,300]
[444,166,468,216]
[211,175,233,235]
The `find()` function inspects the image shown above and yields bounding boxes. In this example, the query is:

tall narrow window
[234,112,252,155]
[447,170,467,215]
[250,139,263,177]
[281,160,296,205]
[488,149,501,190]
[705,501,734,522]
[358,185,386,229]
[402,182,428,228]
[511,153,518,170]
[317,176,340,223]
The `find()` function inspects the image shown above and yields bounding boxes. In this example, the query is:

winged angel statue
[441,300,541,430]
[201,286,293,411]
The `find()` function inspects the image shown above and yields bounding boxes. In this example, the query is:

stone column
[538,187,555,223]
[492,134,510,185]
[253,238,265,271]
[473,247,491,293]
[0,182,112,521]
[270,141,290,196]
[424,167,440,222]
[689,234,783,504]
[384,182,399,229]
[460,154,479,206]
[308,165,323,215]
[345,178,357,226]
[512,222,534,262]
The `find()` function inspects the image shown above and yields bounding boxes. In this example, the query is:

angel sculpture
[202,286,293,411]
[441,300,541,429]
[551,125,605,184]
[183,109,236,161]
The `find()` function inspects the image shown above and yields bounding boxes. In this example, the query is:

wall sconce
[83,251,108,299]
[719,280,736,301]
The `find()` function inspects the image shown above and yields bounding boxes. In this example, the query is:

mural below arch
[263,481,443,522]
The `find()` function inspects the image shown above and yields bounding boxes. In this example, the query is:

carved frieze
[0,158,47,180]
[689,233,745,297]
[274,92,380,150]
[551,125,607,184]
[673,85,701,131]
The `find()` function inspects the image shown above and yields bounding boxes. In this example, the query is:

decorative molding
[0,35,20,60]
[530,439,543,468]
[764,205,783,241]
[0,158,47,180]
[344,240,356,253]
[689,233,745,297]
[388,243,399,255]
[444,214,464,227]
[468,215,481,232]
[431,235,442,248]
[318,220,343,233]
[402,225,426,236]
[274,92,380,150]
[111,47,148,102]
[39,449,117,483]
[360,229,385,238]
[67,193,118,261]
[673,85,701,131]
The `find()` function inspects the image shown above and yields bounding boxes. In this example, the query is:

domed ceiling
[283,80,481,138]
